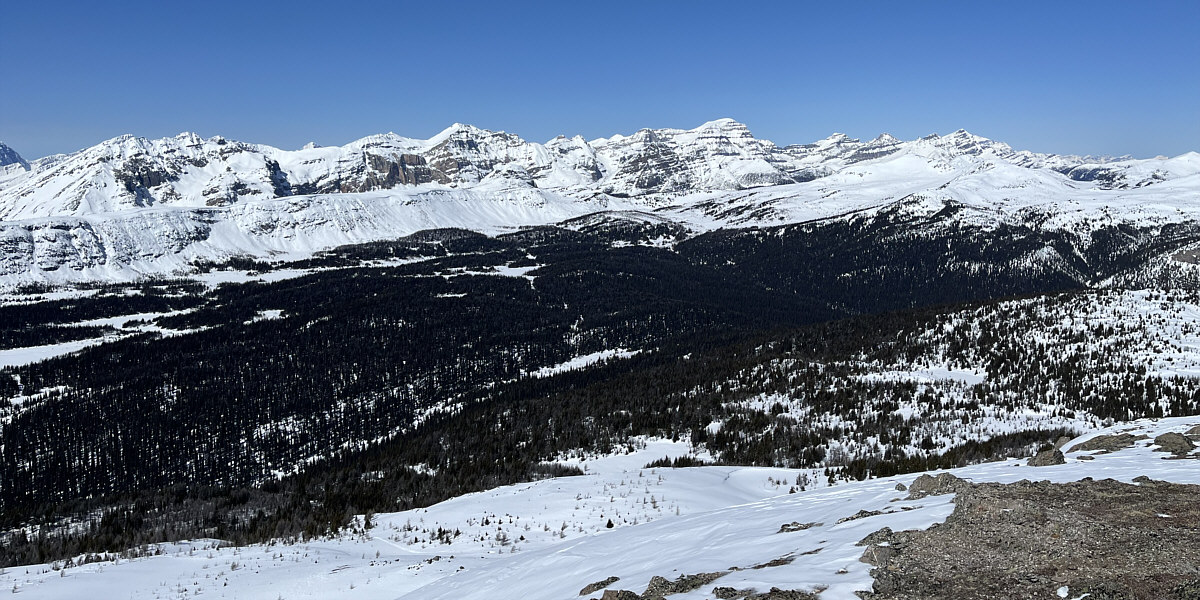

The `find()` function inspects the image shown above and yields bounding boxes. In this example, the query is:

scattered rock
[751,554,795,569]
[1071,580,1135,600]
[745,588,819,600]
[1185,424,1200,437]
[641,572,728,600]
[581,576,621,596]
[1077,454,1095,461]
[1067,433,1147,453]
[777,521,821,533]
[1027,448,1065,466]
[1172,577,1200,600]
[1153,432,1196,456]
[713,587,753,600]
[1053,435,1073,449]
[906,473,972,499]
[837,509,885,523]
[600,590,640,600]
[894,482,907,491]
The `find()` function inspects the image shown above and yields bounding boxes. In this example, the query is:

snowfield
[5,418,1198,600]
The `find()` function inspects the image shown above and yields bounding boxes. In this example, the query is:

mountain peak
[946,128,987,141]
[439,122,488,136]
[695,117,749,131]
[0,141,28,171]
[173,132,205,146]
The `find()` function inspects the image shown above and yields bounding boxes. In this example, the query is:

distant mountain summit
[0,142,28,174]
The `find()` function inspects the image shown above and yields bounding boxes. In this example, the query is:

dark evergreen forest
[2,210,1199,566]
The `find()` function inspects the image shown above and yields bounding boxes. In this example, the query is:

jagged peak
[426,123,525,148]
[433,122,488,139]
[944,128,990,142]
[0,141,28,169]
[871,133,901,145]
[545,134,590,148]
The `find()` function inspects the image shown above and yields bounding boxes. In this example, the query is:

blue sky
[2,1,1197,159]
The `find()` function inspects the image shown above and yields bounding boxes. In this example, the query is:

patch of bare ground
[858,475,1200,599]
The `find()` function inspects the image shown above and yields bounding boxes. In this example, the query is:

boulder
[600,590,639,600]
[1153,432,1195,456]
[1028,448,1065,467]
[906,473,973,499]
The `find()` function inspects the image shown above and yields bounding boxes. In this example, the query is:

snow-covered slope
[0,123,1197,285]
[5,417,1197,599]
[0,187,629,285]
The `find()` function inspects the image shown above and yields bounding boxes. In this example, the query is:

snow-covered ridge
[4,121,1195,222]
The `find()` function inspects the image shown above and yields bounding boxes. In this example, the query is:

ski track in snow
[5,418,1199,600]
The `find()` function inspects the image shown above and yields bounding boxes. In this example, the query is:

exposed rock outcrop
[1067,433,1147,453]
[905,472,972,499]
[580,577,620,596]
[1153,432,1196,456]
[860,477,1200,599]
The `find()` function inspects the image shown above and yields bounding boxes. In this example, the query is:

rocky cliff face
[0,142,28,176]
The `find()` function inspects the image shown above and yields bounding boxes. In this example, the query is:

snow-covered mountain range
[1,121,1198,285]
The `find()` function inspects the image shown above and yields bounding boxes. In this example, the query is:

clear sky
[2,1,1197,159]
